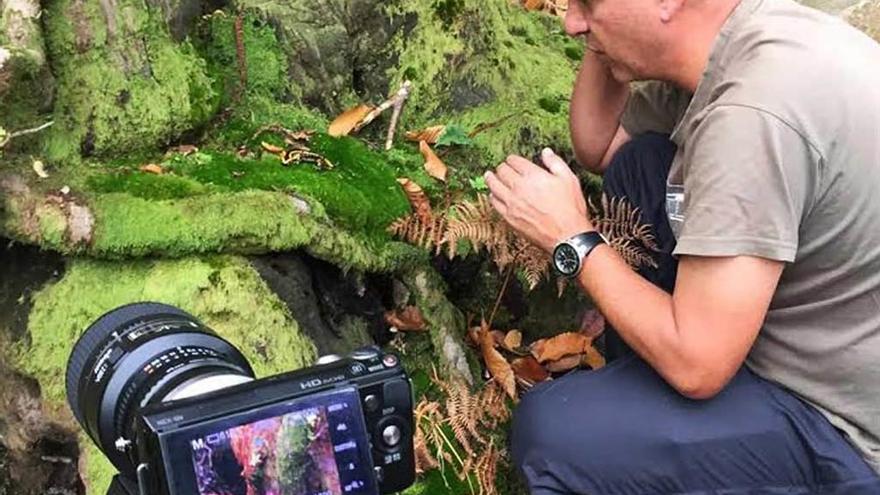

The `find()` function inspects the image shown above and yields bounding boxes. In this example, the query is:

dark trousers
[510,134,880,494]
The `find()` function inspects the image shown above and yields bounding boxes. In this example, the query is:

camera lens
[65,302,254,478]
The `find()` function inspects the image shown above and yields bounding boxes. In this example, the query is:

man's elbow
[668,367,733,400]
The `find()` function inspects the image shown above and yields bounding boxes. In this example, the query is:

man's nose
[564,5,590,37]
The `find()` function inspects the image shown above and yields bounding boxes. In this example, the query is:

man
[484,0,880,493]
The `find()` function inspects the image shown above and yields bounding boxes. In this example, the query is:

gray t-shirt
[621,0,880,473]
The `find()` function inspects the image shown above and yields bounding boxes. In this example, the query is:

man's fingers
[541,148,573,178]
[484,171,512,207]
[495,163,520,188]
[505,155,539,175]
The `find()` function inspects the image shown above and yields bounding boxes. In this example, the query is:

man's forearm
[575,245,765,400]
[570,52,630,174]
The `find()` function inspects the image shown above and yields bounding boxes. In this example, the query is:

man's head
[565,0,741,87]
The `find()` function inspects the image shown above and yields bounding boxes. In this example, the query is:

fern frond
[589,193,659,270]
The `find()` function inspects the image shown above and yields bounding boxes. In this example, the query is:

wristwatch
[552,231,607,278]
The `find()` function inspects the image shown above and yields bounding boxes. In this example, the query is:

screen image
[166,388,376,495]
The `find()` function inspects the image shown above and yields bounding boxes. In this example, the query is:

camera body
[64,302,416,495]
[128,348,414,495]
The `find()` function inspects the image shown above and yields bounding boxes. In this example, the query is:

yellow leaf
[139,163,165,175]
[405,125,446,144]
[261,141,284,154]
[328,104,374,137]
[502,330,522,352]
[32,160,49,179]
[419,141,448,182]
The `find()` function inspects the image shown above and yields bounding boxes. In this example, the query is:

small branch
[385,81,412,150]
[487,263,515,329]
[354,80,412,133]
[0,121,54,148]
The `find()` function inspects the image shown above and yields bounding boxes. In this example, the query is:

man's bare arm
[570,52,631,174]
[578,248,783,399]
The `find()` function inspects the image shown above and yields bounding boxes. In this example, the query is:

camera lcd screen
[163,387,377,495]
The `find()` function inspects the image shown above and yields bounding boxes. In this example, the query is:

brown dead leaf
[479,322,517,399]
[139,163,165,175]
[385,306,427,332]
[396,178,433,222]
[583,344,606,370]
[523,0,544,10]
[531,332,588,363]
[328,104,374,137]
[511,356,550,384]
[419,141,448,182]
[405,125,446,144]
[579,309,605,339]
[503,330,522,352]
[545,353,583,373]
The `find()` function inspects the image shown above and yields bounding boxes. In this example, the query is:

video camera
[64,302,415,495]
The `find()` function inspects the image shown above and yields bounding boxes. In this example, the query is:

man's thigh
[511,356,880,495]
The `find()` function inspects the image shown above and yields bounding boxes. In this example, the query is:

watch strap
[556,231,606,278]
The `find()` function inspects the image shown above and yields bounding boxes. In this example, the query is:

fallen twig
[0,121,54,148]
[354,80,413,146]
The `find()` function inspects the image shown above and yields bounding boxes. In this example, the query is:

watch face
[553,244,580,276]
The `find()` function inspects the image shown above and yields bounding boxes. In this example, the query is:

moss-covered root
[17,255,318,493]
[0,173,422,271]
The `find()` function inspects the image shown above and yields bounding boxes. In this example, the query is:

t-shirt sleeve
[620,81,692,136]
[673,105,820,262]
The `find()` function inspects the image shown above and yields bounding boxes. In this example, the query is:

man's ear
[658,0,685,23]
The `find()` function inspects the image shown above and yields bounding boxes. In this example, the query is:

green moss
[87,171,211,200]
[564,43,584,61]
[16,255,316,493]
[195,11,292,107]
[41,0,218,161]
[537,94,566,114]
[35,204,67,248]
[385,0,578,164]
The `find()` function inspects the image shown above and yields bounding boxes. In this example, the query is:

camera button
[382,354,399,368]
[382,424,402,448]
[350,362,367,375]
[364,394,380,412]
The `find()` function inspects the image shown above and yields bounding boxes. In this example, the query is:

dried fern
[411,370,514,495]
[589,193,659,270]
[389,192,658,294]
[387,213,447,254]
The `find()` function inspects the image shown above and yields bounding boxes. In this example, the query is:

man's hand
[485,148,593,253]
